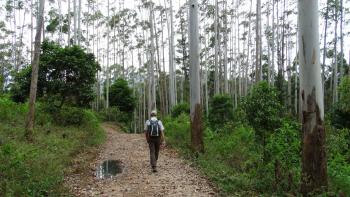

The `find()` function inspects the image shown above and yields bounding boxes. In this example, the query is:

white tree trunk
[106,0,110,109]
[25,0,45,140]
[333,7,338,104]
[68,0,71,46]
[148,6,156,117]
[298,0,327,194]
[214,0,220,95]
[169,0,176,109]
[77,0,82,46]
[255,0,262,82]
[223,1,229,94]
[189,0,203,153]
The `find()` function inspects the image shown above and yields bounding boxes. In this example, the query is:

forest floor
[65,123,217,196]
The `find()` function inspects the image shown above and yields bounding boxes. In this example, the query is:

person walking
[144,110,165,172]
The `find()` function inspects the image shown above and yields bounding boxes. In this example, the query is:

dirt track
[65,123,217,197]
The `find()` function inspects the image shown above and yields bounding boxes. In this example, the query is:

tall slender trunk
[148,6,156,117]
[189,0,203,153]
[68,0,71,46]
[223,1,229,94]
[246,0,252,94]
[160,12,169,115]
[12,0,17,72]
[74,0,77,44]
[58,0,63,44]
[267,0,271,84]
[322,0,330,94]
[77,0,82,46]
[333,4,338,104]
[168,0,177,109]
[339,0,344,80]
[255,0,262,82]
[153,13,165,116]
[30,0,34,61]
[298,0,327,194]
[214,0,220,95]
[25,0,45,141]
[271,0,275,85]
[106,0,110,109]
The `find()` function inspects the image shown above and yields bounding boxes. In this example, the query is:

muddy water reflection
[96,160,123,179]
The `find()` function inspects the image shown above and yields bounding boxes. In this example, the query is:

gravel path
[65,123,217,197]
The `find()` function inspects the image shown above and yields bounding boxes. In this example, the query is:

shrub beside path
[65,123,217,196]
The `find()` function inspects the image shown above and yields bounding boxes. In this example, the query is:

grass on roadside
[0,98,105,196]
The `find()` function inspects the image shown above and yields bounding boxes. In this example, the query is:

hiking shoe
[152,167,157,173]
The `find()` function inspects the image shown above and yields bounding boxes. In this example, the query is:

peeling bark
[301,88,327,195]
[298,0,327,195]
[191,104,204,153]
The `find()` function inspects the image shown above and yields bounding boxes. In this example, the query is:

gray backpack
[148,120,161,137]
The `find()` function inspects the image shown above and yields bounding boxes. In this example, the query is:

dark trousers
[148,137,161,168]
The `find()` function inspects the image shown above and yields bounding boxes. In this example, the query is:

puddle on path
[96,160,123,179]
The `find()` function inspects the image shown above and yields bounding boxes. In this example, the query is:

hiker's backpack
[148,120,161,137]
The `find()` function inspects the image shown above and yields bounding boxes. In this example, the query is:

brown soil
[65,123,217,196]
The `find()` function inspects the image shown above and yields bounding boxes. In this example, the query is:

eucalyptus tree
[322,0,330,92]
[175,4,189,103]
[25,0,45,141]
[214,0,219,94]
[147,2,157,116]
[106,0,110,109]
[189,0,203,153]
[168,0,177,109]
[0,21,12,91]
[255,0,262,83]
[333,0,339,104]
[298,0,327,194]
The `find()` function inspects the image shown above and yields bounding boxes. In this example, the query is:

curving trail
[65,123,217,197]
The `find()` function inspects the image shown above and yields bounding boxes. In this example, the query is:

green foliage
[0,98,105,195]
[54,106,88,126]
[10,40,100,107]
[209,94,234,130]
[171,102,190,118]
[98,107,131,132]
[261,120,301,192]
[326,126,350,195]
[165,113,260,194]
[163,114,191,155]
[242,81,283,143]
[330,77,350,129]
[109,78,136,114]
[338,77,350,113]
[10,66,33,103]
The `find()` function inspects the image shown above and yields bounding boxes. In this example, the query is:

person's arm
[159,121,165,143]
[160,130,165,143]
[144,121,150,143]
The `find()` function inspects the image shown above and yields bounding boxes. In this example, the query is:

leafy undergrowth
[0,98,105,196]
[164,113,350,196]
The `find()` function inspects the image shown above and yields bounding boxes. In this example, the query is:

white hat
[151,110,157,116]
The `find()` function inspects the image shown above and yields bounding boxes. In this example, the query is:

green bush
[98,106,131,132]
[171,103,190,118]
[10,41,100,107]
[54,106,86,126]
[209,94,234,130]
[327,126,350,195]
[242,81,283,144]
[261,120,301,193]
[163,114,191,155]
[338,76,350,113]
[109,78,136,114]
[330,77,350,129]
